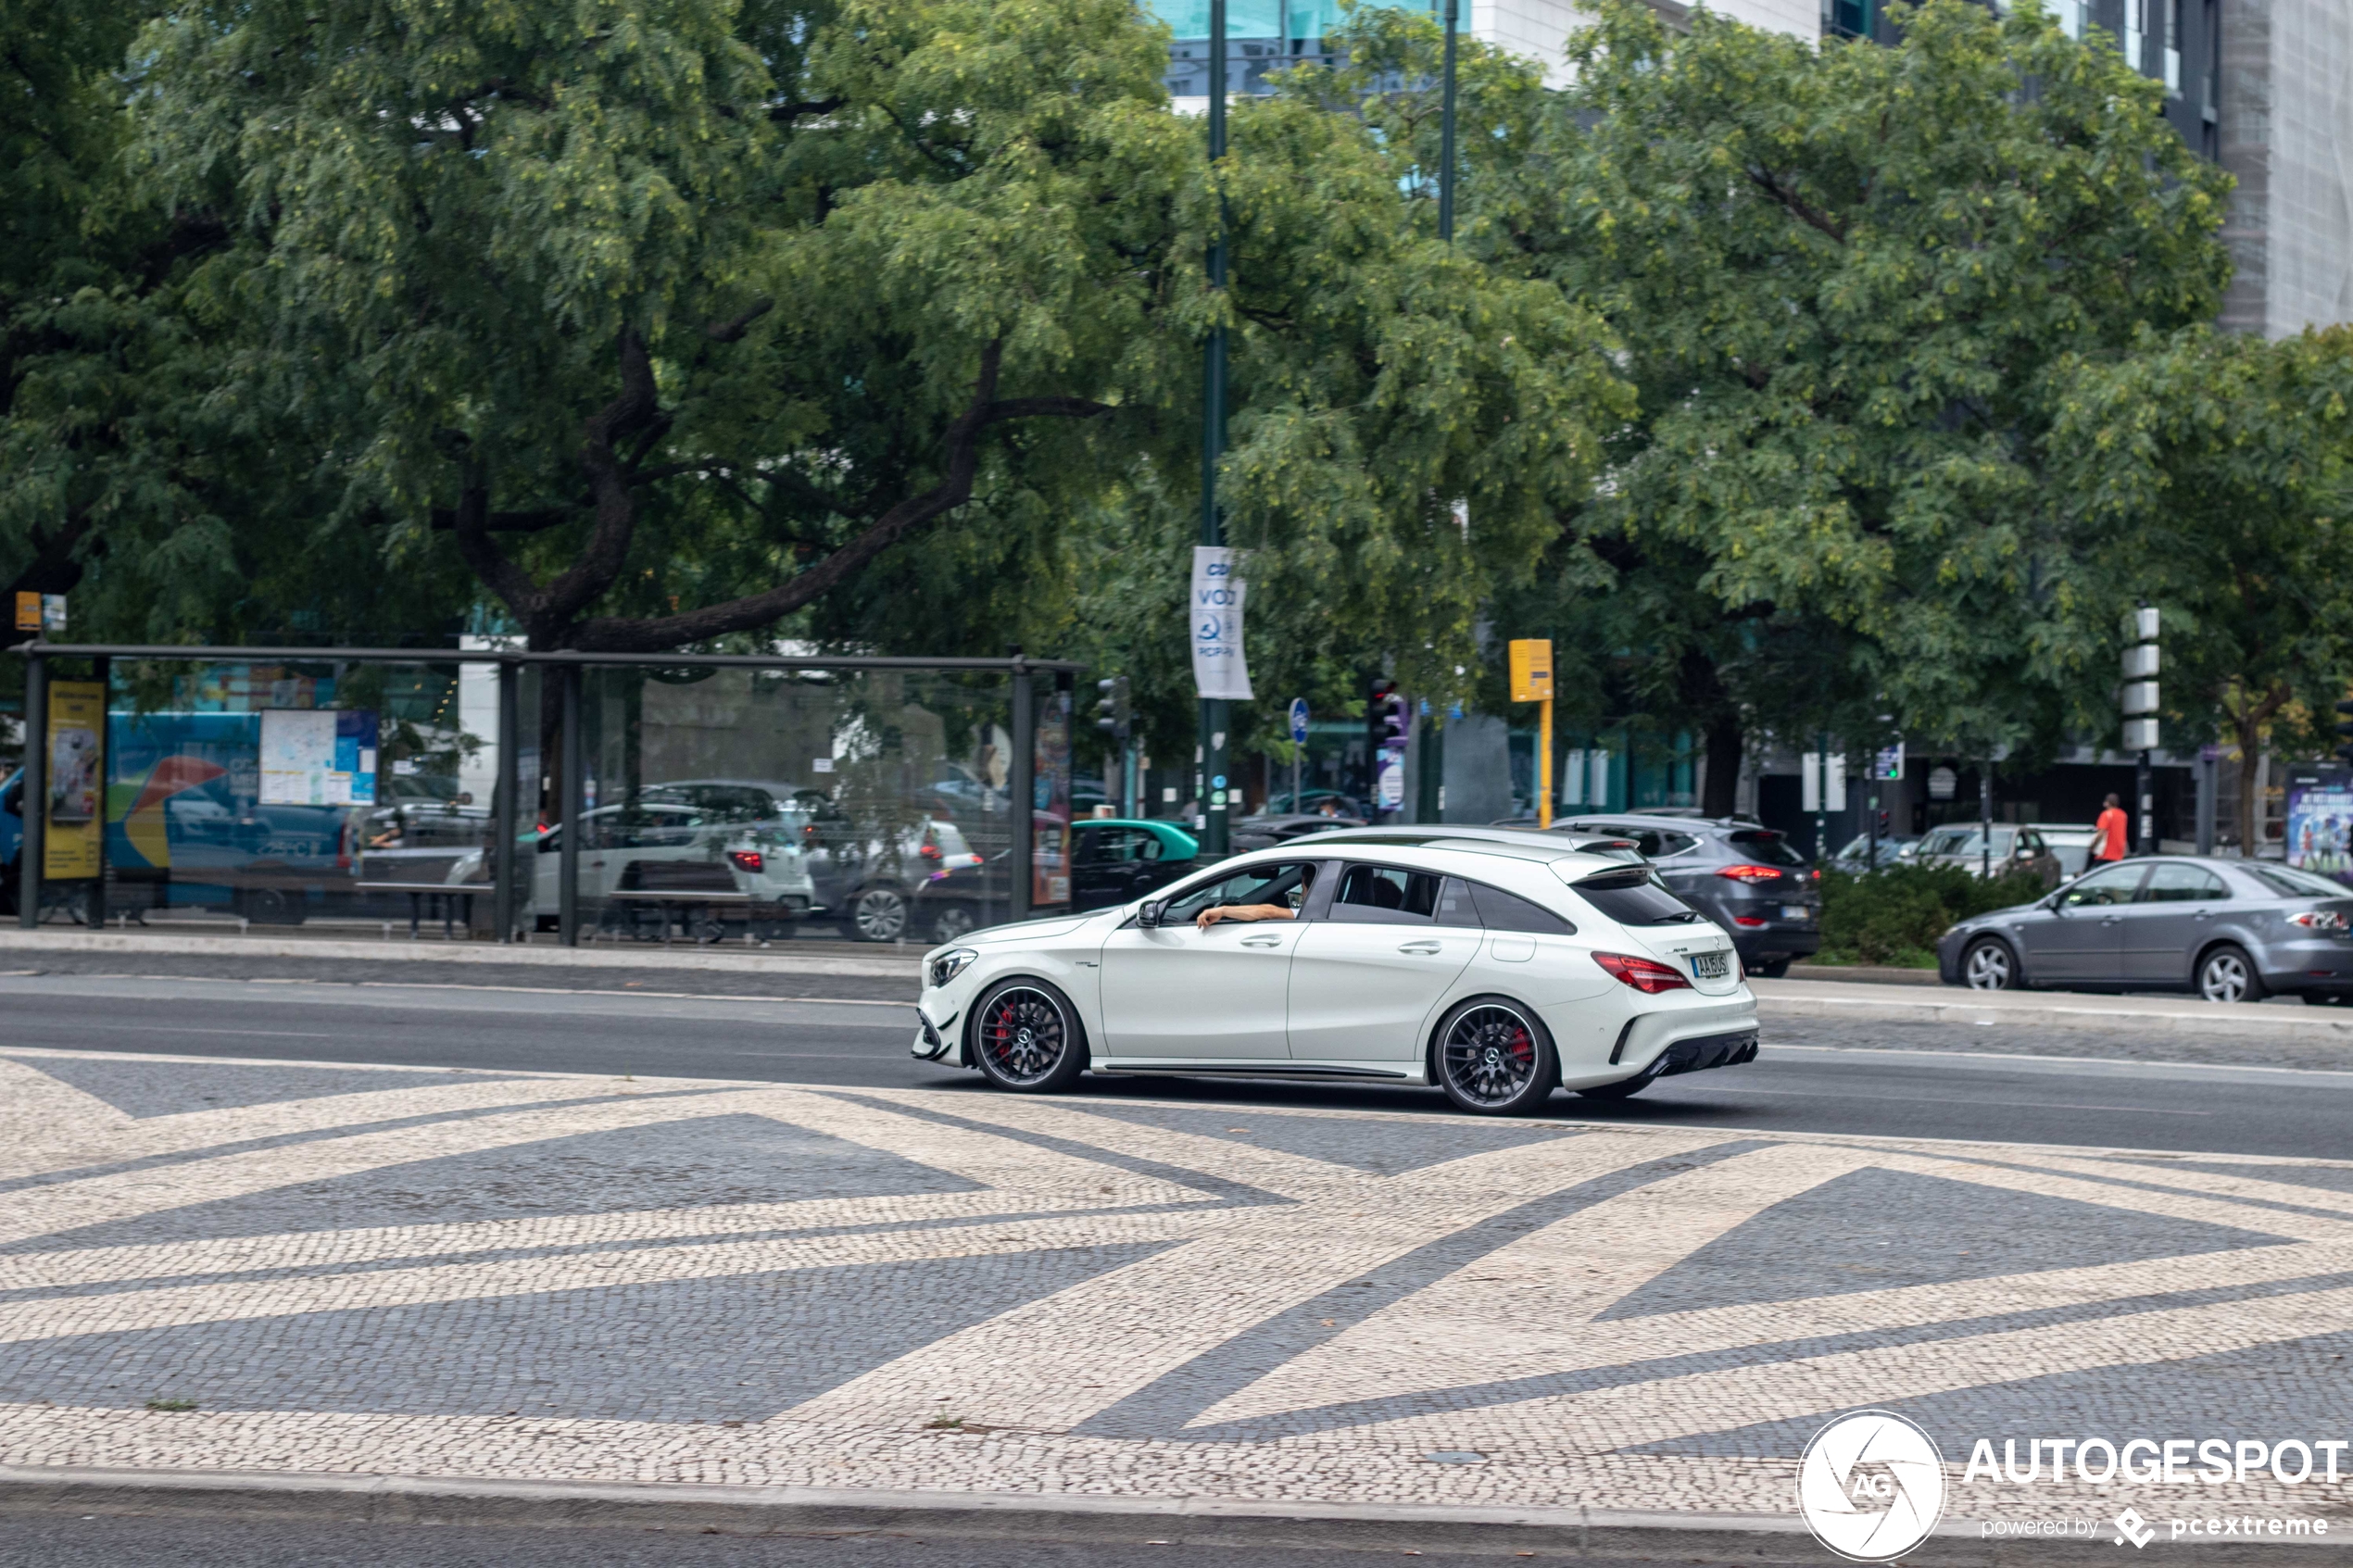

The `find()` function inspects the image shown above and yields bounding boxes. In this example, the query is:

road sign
[1377,757,1405,809]
[1289,697,1309,745]
[1506,639,1553,702]
[1873,742,1904,781]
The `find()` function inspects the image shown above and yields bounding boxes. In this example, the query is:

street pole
[493,658,520,942]
[558,662,583,947]
[1438,0,1459,244]
[1195,0,1232,859]
[2136,749,2155,858]
[1980,756,1993,880]
[1537,696,1553,830]
[18,649,43,929]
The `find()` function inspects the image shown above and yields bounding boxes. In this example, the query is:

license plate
[1782,904,1811,921]
[1691,950,1730,981]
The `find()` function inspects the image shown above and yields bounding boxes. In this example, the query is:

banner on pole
[1189,546,1252,700]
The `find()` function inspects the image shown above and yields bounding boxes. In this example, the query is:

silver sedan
[1936,857,2353,1003]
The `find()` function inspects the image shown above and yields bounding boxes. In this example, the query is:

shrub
[1818,864,2046,966]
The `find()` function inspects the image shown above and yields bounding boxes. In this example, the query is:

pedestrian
[2092,792,2130,865]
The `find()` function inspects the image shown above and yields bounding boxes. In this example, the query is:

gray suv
[1556,815,1822,976]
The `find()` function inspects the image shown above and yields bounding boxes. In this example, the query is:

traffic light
[2335,698,2353,764]
[1094,676,1130,743]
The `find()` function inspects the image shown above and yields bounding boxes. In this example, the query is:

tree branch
[704,299,774,342]
[1744,167,1847,245]
[537,327,661,633]
[429,506,576,533]
[567,342,1112,651]
[769,97,843,123]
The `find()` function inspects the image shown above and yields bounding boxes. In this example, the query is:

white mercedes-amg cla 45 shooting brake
[911,829,1759,1114]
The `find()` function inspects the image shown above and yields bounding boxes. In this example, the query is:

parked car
[1554,814,1821,976]
[1230,811,1365,850]
[1938,856,2353,1002]
[2032,822,2103,879]
[1828,833,1921,873]
[448,801,820,935]
[1258,788,1374,819]
[1070,819,1201,910]
[912,837,1757,1111]
[1911,823,2062,885]
[366,771,491,850]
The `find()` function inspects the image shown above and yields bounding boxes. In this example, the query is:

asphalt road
[0,1513,1725,1568]
[6,972,2351,1158]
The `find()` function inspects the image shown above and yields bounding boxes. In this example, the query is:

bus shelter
[5,644,1078,946]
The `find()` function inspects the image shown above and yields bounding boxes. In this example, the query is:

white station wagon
[912,828,1760,1114]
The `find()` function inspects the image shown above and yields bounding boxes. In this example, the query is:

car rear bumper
[1564,997,1759,1090]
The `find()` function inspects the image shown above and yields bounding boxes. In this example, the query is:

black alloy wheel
[971,980,1087,1093]
[1962,936,2020,990]
[1434,998,1557,1116]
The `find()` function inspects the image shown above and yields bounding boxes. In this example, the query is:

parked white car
[911,832,1760,1114]
[446,802,820,929]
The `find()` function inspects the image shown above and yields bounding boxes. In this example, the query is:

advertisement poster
[1189,546,1253,700]
[258,709,380,806]
[2284,769,2353,882]
[1032,684,1071,909]
[43,680,105,878]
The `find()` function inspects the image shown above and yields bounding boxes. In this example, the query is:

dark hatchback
[1556,814,1822,975]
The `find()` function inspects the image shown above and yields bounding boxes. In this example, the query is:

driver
[1195,865,1313,929]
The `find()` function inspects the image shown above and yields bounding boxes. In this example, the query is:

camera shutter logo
[1795,1411,1947,1562]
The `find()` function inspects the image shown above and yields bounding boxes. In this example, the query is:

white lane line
[1765,1042,2353,1080]
[1660,1084,2214,1114]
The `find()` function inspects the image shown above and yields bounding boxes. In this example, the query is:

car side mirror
[1138,899,1164,928]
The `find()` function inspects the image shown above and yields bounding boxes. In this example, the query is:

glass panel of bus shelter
[94,658,503,935]
[568,665,1062,947]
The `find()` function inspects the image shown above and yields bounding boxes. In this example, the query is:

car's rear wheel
[1433,998,1557,1116]
[970,979,1087,1093]
[1962,937,2020,990]
[2198,944,2265,1005]
[844,884,911,943]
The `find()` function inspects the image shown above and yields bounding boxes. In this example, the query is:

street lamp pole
[1438,0,1460,243]
[1198,0,1232,856]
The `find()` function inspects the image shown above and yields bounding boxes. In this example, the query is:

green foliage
[1497,0,2235,759]
[1818,863,2045,966]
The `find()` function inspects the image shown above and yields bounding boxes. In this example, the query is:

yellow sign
[12,592,38,633]
[1507,639,1554,703]
[44,681,106,879]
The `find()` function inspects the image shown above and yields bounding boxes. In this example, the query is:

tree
[129,0,1620,701]
[1486,0,2233,781]
[2050,326,2353,849]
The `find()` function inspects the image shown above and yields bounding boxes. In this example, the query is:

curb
[9,1466,2344,1563]
[1753,986,2353,1041]
[0,930,923,980]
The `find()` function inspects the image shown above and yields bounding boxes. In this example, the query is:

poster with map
[258,709,380,806]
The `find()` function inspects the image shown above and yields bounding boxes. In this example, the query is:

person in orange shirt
[2092,793,2131,864]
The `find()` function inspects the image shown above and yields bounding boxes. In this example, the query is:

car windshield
[1568,868,1704,925]
[1919,826,2015,857]
[1727,829,1806,867]
[2250,864,2352,899]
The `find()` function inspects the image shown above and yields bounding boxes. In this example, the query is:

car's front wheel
[929,902,980,944]
[843,884,911,943]
[2198,944,2266,1005]
[1433,997,1558,1116]
[1962,936,2020,990]
[970,979,1088,1093]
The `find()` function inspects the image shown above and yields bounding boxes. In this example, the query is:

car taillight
[1716,864,1782,884]
[2287,909,2348,930]
[726,850,763,874]
[1592,951,1692,994]
[919,840,943,860]
[1732,915,1767,927]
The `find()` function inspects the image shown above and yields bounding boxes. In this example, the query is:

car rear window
[2249,865,2351,899]
[1467,881,1576,935]
[1725,830,1807,868]
[1568,869,1705,926]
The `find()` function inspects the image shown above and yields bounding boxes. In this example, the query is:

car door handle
[2101,915,2122,924]
[1239,935,1284,948]
[1398,940,1442,954]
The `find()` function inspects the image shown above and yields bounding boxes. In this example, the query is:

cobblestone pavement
[5,1046,2353,1530]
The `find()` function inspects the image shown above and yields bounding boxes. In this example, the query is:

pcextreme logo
[1796,1410,1948,1562]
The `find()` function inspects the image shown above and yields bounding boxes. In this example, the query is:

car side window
[1434,876,1479,926]
[1328,863,1442,924]
[2061,863,2147,907]
[1467,881,1576,935]
[2143,864,2228,902]
[1649,831,1700,859]
[1133,829,1164,861]
[1161,861,1317,923]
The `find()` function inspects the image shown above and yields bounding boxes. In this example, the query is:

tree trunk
[1678,646,1742,818]
[2233,717,2263,855]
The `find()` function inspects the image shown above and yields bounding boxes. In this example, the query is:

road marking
[1664,1084,2213,1115]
